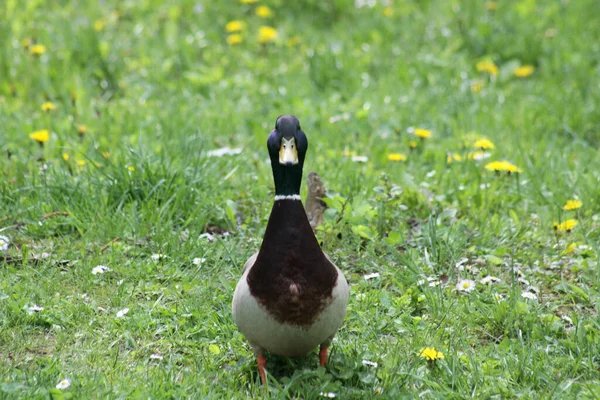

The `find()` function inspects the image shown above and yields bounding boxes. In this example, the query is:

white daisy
[27,304,44,314]
[56,378,71,390]
[150,353,164,360]
[456,279,476,292]
[351,155,368,163]
[480,275,501,285]
[362,360,378,368]
[151,253,165,262]
[192,257,205,266]
[199,233,215,241]
[320,392,336,398]
[518,277,530,286]
[561,315,573,326]
[0,235,9,252]
[364,272,380,280]
[91,265,110,275]
[116,308,130,318]
[521,292,537,300]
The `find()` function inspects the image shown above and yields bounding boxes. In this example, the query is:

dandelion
[474,139,495,150]
[456,279,476,292]
[383,7,393,17]
[102,152,110,158]
[413,128,432,139]
[61,153,70,161]
[419,347,444,361]
[514,65,535,78]
[470,80,484,93]
[364,272,380,280]
[56,378,71,390]
[521,291,537,300]
[240,0,258,3]
[351,155,368,163]
[476,60,498,76]
[480,276,501,285]
[256,6,273,18]
[0,235,9,252]
[29,129,50,143]
[342,149,357,157]
[225,20,245,33]
[408,140,418,149]
[76,160,86,167]
[563,199,582,211]
[22,38,32,48]
[29,44,46,55]
[553,219,577,232]
[258,26,278,43]
[127,165,135,172]
[227,34,243,45]
[94,19,105,31]
[192,257,205,266]
[91,265,110,275]
[77,125,87,135]
[447,153,463,163]
[388,153,407,161]
[116,308,130,318]
[41,101,56,112]
[562,242,577,255]
[484,160,522,174]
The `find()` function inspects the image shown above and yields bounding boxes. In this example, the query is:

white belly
[232,256,349,357]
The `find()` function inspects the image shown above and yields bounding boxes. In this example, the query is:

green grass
[2,0,600,398]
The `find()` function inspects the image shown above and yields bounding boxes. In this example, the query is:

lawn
[1,0,600,398]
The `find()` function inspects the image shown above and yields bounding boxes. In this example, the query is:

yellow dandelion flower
[77,125,87,135]
[476,60,498,76]
[256,6,272,18]
[29,129,50,143]
[409,140,418,149]
[240,0,258,3]
[41,101,56,112]
[383,7,393,17]
[102,152,110,158]
[22,38,32,48]
[30,44,47,55]
[342,149,357,157]
[388,153,407,162]
[486,2,497,11]
[62,153,70,161]
[76,160,87,167]
[419,347,444,361]
[227,34,243,45]
[485,160,522,173]
[470,80,484,93]
[553,219,577,232]
[127,165,135,172]
[226,20,245,33]
[514,65,535,78]
[94,19,105,31]
[414,128,432,139]
[562,242,577,255]
[447,153,463,163]
[258,26,278,43]
[474,138,495,150]
[563,199,582,211]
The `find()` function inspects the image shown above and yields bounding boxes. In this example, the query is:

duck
[232,115,350,384]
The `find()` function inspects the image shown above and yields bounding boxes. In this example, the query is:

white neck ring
[274,194,301,201]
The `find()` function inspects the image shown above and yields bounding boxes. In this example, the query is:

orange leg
[257,353,267,384]
[319,346,328,366]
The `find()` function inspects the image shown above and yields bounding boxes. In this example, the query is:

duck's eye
[291,144,294,149]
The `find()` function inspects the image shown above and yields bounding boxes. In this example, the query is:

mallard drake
[232,115,349,384]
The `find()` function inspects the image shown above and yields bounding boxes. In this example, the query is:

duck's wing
[242,252,259,274]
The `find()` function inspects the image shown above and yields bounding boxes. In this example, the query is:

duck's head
[267,115,308,198]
